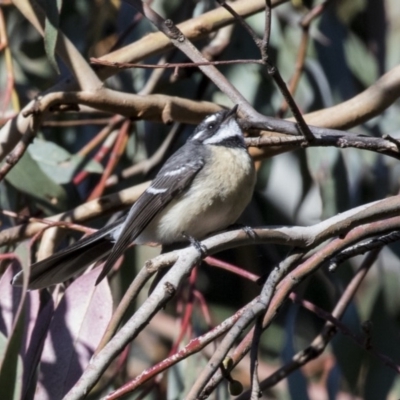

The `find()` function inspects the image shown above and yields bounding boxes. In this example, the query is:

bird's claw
[182,232,208,257]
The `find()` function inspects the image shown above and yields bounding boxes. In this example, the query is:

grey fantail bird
[12,105,256,290]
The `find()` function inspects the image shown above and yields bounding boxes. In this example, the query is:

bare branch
[237,249,379,397]
[63,195,400,399]
[123,0,256,116]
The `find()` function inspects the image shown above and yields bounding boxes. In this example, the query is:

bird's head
[189,105,245,147]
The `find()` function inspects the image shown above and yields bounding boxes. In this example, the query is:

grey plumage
[12,105,256,290]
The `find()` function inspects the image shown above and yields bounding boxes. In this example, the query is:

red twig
[193,290,213,328]
[170,267,198,355]
[104,297,261,399]
[87,119,131,200]
[72,119,123,186]
[204,256,259,282]
[0,209,95,234]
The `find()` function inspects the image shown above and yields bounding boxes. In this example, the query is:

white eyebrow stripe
[192,115,219,140]
[147,187,168,194]
[163,166,187,176]
[203,120,242,145]
[204,114,218,124]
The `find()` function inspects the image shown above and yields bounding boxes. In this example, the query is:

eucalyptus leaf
[363,291,400,400]
[0,331,23,400]
[5,147,68,212]
[36,269,112,400]
[44,0,63,73]
[0,259,29,400]
[167,351,208,400]
[283,306,310,400]
[306,147,343,218]
[344,32,378,87]
[331,303,364,391]
[29,139,103,184]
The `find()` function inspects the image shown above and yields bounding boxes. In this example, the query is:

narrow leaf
[37,268,113,400]
[44,0,63,73]
[0,243,30,399]
[29,139,103,184]
[23,291,54,399]
[5,144,68,212]
[0,331,23,400]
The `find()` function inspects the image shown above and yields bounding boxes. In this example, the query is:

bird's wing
[96,149,205,284]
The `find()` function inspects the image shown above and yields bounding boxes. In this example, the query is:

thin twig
[217,0,315,141]
[65,202,400,399]
[251,249,380,394]
[73,129,119,186]
[87,119,131,200]
[261,0,272,60]
[383,133,400,148]
[170,267,197,355]
[188,264,284,399]
[105,122,182,187]
[105,296,261,399]
[138,54,171,95]
[215,0,263,48]
[95,267,155,354]
[266,64,316,141]
[250,317,263,399]
[204,256,259,282]
[77,115,125,157]
[123,0,261,119]
[91,57,264,69]
[199,220,399,397]
[329,230,400,271]
[277,0,332,117]
[292,290,400,374]
[245,128,400,161]
[0,209,95,234]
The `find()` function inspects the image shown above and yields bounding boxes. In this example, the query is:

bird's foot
[228,223,257,239]
[182,232,208,257]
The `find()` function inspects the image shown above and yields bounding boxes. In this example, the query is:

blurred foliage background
[1,0,400,399]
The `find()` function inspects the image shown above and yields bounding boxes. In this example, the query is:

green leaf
[331,304,364,391]
[44,0,63,73]
[167,351,209,400]
[5,145,68,212]
[344,32,378,87]
[0,332,23,400]
[29,139,103,184]
[37,269,112,399]
[363,291,400,400]
[0,252,30,400]
[306,147,341,218]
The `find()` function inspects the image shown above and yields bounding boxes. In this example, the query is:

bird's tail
[11,221,120,290]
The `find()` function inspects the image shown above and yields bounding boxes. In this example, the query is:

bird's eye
[207,123,215,130]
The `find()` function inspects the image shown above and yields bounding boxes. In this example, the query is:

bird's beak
[224,104,239,122]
